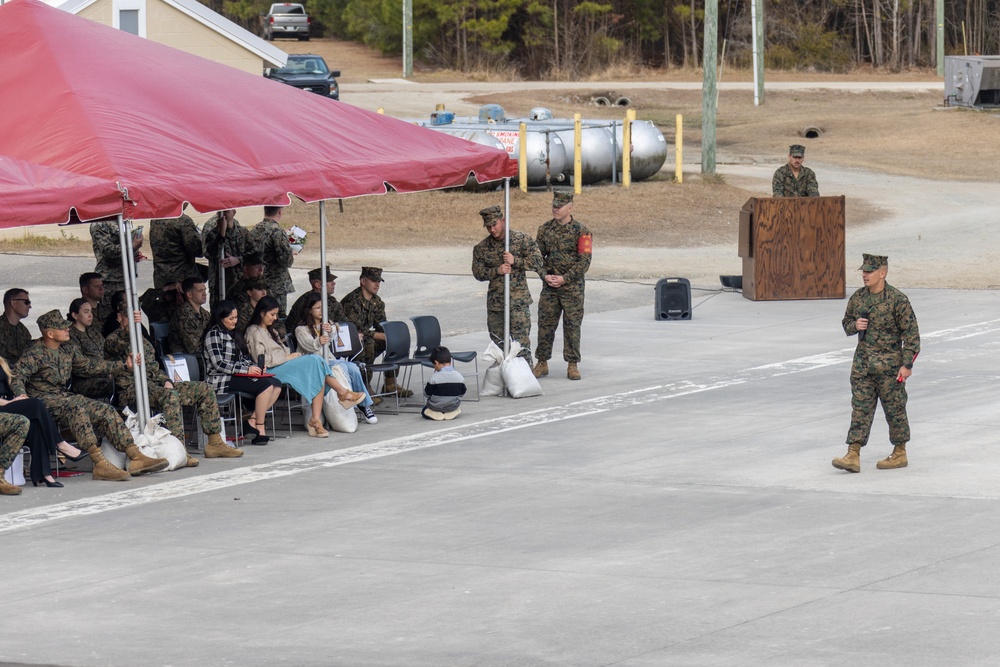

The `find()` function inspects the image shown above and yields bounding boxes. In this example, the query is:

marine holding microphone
[832,254,921,473]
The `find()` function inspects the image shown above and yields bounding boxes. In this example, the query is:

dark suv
[265,54,340,100]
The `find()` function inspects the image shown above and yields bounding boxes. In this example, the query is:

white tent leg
[117,216,149,432]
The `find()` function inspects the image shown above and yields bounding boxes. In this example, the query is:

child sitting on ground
[421,346,466,421]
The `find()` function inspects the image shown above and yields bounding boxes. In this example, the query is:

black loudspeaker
[654,278,692,320]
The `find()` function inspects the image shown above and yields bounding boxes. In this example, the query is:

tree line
[214,0,1000,77]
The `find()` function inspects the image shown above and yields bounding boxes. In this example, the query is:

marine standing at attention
[833,254,920,473]
[772,144,820,197]
[533,191,592,381]
[472,205,543,365]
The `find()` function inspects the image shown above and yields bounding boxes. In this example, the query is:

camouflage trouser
[360,335,396,382]
[37,394,133,452]
[273,292,288,318]
[847,368,910,446]
[535,285,585,363]
[121,382,221,438]
[72,375,115,399]
[0,413,29,471]
[488,307,533,365]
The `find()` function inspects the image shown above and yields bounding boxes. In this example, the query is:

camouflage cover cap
[242,253,265,267]
[479,205,502,226]
[308,267,337,281]
[244,277,269,292]
[37,309,71,330]
[789,144,806,157]
[859,253,888,271]
[361,266,384,282]
[552,191,574,208]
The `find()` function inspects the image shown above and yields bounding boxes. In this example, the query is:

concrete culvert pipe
[615,97,631,107]
[593,97,611,106]
[802,126,823,138]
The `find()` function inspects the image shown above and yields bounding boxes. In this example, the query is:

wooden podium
[738,196,846,301]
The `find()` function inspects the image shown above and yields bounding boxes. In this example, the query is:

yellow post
[377,107,384,115]
[675,114,684,184]
[622,109,635,189]
[435,103,445,111]
[573,113,582,195]
[518,122,528,193]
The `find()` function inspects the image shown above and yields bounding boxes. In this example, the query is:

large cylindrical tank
[479,125,569,187]
[522,122,617,185]
[613,120,668,180]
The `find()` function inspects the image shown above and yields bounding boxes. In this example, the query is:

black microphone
[257,354,266,371]
[858,311,869,342]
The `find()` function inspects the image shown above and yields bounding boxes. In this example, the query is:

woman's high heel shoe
[33,479,64,488]
[337,391,366,411]
[242,420,259,439]
[307,419,329,438]
[57,446,88,463]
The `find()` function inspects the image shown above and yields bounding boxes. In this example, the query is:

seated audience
[202,300,282,445]
[169,276,211,363]
[421,347,466,421]
[67,298,114,399]
[237,277,269,335]
[0,413,30,496]
[245,297,364,439]
[293,292,377,425]
[79,272,110,327]
[0,288,33,364]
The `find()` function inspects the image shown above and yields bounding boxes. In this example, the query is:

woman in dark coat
[0,357,87,487]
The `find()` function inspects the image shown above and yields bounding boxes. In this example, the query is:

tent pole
[319,201,329,363]
[503,178,511,359]
[218,245,226,304]
[117,215,148,431]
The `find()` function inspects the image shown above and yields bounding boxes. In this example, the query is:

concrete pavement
[1,261,999,665]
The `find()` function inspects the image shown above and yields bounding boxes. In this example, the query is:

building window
[119,9,140,35]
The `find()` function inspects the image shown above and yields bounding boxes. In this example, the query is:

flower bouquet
[288,225,307,254]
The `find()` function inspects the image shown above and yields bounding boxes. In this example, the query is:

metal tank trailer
[410,105,668,187]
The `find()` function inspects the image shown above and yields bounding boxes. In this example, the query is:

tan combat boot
[205,433,244,458]
[532,360,548,378]
[124,444,169,476]
[832,443,862,473]
[384,377,413,398]
[0,469,22,495]
[876,444,908,470]
[88,445,131,481]
[185,454,200,467]
[567,362,581,381]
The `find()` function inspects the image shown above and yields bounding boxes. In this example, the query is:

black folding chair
[333,321,399,414]
[410,315,480,401]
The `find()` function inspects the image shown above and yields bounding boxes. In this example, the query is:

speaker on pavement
[655,277,692,321]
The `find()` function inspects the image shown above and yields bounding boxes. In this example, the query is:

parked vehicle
[264,54,340,100]
[260,3,309,41]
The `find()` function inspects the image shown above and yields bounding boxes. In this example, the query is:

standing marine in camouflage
[772,144,820,197]
[533,192,593,381]
[472,205,543,364]
[0,412,30,495]
[250,206,295,316]
[149,208,204,290]
[833,254,920,473]
[106,312,243,461]
[90,220,142,319]
[341,266,410,397]
[13,310,169,481]
[203,209,256,308]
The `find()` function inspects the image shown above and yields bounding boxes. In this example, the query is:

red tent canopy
[0,0,516,226]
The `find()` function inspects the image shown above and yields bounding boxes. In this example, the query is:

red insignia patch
[577,233,593,255]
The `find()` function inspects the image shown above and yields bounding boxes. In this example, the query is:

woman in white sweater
[245,297,364,438]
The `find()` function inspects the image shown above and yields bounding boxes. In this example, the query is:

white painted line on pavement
[1,319,996,534]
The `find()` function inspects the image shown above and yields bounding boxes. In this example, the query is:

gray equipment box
[945,56,1000,108]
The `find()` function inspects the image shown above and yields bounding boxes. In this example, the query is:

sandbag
[125,408,188,471]
[321,364,358,433]
[481,340,505,396]
[500,355,543,398]
[2,450,25,486]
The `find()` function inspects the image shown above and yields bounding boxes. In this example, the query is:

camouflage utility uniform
[0,412,29,473]
[202,214,255,307]
[340,287,386,367]
[0,317,31,365]
[106,329,222,440]
[13,340,133,453]
[772,165,820,197]
[472,230,543,363]
[168,303,212,359]
[250,218,294,315]
[535,218,592,364]
[843,284,920,447]
[150,214,203,289]
[67,325,114,398]
[90,221,138,317]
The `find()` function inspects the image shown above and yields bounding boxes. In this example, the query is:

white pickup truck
[260,3,310,41]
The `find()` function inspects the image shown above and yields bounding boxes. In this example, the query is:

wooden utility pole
[701,0,718,174]
[936,0,944,76]
[752,0,764,105]
[403,0,413,78]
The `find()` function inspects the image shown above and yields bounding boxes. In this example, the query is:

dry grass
[0,231,92,255]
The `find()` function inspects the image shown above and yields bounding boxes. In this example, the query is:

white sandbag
[2,450,25,486]
[480,341,506,396]
[125,408,187,471]
[321,364,358,433]
[100,438,127,470]
[500,355,543,398]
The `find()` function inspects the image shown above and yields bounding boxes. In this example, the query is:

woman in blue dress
[245,297,364,438]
